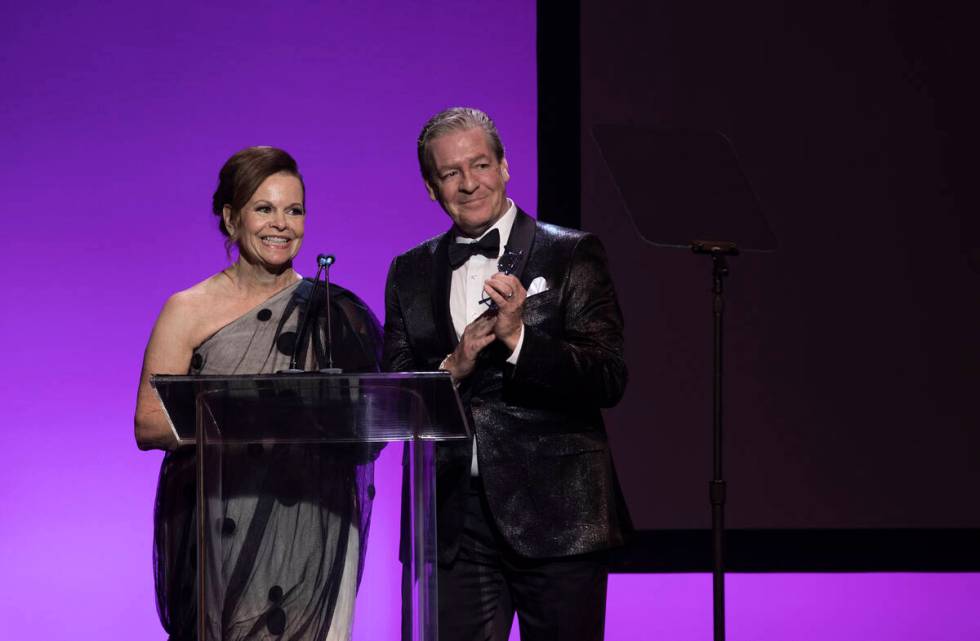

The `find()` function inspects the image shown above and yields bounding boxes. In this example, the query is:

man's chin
[453,207,504,237]
[455,221,493,238]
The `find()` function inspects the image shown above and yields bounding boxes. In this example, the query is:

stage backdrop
[0,1,534,638]
[580,0,980,532]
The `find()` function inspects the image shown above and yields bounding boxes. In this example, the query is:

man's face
[425,127,510,238]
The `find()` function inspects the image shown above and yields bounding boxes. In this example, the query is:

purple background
[0,1,976,639]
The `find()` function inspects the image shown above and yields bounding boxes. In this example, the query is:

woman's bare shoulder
[170,271,236,310]
[155,272,234,342]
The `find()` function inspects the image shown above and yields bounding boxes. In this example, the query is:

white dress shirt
[449,199,525,474]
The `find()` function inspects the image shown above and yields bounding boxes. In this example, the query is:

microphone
[287,254,338,371]
[320,255,341,373]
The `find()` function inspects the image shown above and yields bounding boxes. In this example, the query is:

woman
[135,146,382,641]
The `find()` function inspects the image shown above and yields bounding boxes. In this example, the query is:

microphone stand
[691,239,738,641]
[590,124,773,641]
[287,254,341,372]
[287,262,325,371]
[319,254,342,374]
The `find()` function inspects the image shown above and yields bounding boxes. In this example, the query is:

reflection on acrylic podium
[153,372,470,641]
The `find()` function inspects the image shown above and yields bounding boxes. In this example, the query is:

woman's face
[225,172,305,269]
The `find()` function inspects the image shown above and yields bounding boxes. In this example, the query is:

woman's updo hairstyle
[211,146,304,252]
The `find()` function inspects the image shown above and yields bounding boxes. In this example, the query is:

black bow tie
[448,228,500,269]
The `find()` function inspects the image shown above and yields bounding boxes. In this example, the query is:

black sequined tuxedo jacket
[383,209,631,563]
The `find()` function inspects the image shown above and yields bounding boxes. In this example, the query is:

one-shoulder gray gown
[152,280,383,641]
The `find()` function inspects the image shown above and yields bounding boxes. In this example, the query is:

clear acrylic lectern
[152,372,469,641]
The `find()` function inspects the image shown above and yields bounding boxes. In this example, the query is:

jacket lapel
[505,208,537,287]
[432,232,458,351]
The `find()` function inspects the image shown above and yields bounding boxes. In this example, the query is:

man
[383,107,630,641]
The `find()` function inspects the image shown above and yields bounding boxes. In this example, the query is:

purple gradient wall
[0,2,975,640]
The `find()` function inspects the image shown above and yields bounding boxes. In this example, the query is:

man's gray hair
[417,107,505,183]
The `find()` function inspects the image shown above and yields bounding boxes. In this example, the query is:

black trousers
[436,480,608,641]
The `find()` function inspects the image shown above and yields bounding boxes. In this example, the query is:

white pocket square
[527,276,549,297]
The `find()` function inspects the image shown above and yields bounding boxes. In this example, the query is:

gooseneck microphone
[318,254,341,373]
[288,254,338,371]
